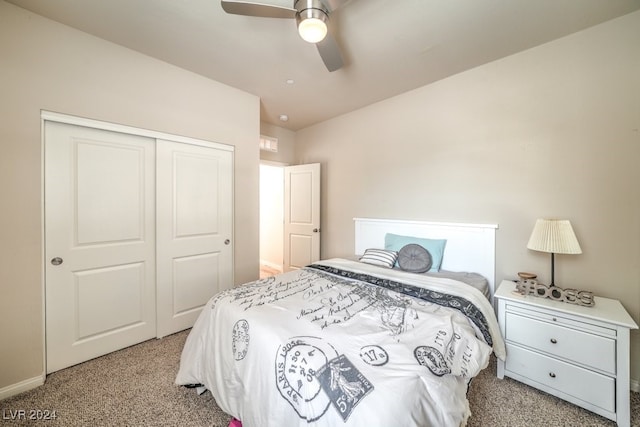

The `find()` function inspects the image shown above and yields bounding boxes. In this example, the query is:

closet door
[45,122,156,373]
[156,139,233,337]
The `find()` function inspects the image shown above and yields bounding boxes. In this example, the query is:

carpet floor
[1,330,637,426]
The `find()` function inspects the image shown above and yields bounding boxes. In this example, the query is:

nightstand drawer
[505,343,615,413]
[505,312,616,374]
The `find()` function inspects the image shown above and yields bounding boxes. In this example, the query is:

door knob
[313,228,320,233]
[51,257,63,266]
[224,239,230,245]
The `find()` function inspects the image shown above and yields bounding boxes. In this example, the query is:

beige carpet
[1,330,637,426]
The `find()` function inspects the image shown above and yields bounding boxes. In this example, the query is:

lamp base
[515,279,594,307]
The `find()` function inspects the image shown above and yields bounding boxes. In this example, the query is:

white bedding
[176,258,506,427]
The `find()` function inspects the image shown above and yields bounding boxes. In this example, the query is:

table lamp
[526,219,582,287]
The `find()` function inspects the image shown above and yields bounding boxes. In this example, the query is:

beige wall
[0,1,260,391]
[295,12,640,382]
[259,121,296,164]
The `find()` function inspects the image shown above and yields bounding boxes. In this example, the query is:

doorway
[259,163,284,277]
[259,162,321,278]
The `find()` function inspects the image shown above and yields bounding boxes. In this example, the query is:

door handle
[313,228,320,233]
[224,239,231,245]
[51,257,63,266]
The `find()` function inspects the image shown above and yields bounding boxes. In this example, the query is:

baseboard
[259,260,283,272]
[0,375,44,400]
[632,378,639,393]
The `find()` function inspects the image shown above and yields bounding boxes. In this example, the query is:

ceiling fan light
[298,17,327,43]
[296,5,328,44]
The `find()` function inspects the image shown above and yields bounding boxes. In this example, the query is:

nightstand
[495,280,638,427]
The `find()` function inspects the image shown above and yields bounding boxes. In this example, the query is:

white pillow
[359,248,398,269]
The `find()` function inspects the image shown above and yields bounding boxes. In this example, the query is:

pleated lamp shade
[527,219,582,254]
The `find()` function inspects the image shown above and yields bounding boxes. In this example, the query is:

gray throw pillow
[397,243,432,273]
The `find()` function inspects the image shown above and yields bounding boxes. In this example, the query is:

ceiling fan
[220,0,348,72]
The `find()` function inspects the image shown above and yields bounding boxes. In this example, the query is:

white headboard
[354,218,498,297]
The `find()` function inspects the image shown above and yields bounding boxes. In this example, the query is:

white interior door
[283,163,321,271]
[45,122,156,373]
[156,139,233,337]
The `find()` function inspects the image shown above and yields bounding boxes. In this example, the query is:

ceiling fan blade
[221,0,296,19]
[322,0,352,12]
[316,32,344,72]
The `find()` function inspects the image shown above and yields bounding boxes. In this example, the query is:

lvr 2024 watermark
[2,409,58,421]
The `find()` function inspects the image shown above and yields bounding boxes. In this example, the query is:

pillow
[384,233,446,272]
[397,243,432,273]
[359,248,398,269]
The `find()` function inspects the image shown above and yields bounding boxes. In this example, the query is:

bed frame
[354,218,499,299]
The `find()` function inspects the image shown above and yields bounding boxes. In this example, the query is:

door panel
[75,142,145,243]
[174,153,220,236]
[172,253,220,314]
[284,163,321,271]
[289,172,312,223]
[75,262,146,338]
[289,234,314,269]
[45,122,156,373]
[156,140,233,337]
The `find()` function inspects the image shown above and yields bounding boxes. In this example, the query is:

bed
[176,218,505,426]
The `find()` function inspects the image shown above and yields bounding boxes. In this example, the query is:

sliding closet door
[45,122,156,373]
[156,139,233,337]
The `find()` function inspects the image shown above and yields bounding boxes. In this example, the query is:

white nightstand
[495,280,638,427]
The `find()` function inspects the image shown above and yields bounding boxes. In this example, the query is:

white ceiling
[8,0,640,130]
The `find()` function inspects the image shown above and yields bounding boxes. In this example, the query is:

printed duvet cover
[175,258,505,427]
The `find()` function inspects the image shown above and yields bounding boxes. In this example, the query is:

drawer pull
[550,338,557,344]
[549,372,556,378]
